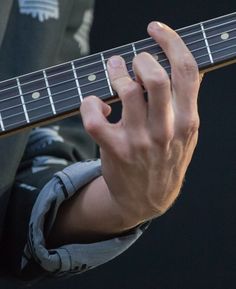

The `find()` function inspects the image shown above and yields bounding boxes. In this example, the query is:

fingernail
[107,56,124,68]
[148,21,164,31]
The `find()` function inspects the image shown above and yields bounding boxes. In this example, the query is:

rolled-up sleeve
[22,160,149,278]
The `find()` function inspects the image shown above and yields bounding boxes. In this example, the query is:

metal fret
[0,12,235,137]
[202,13,236,66]
[200,22,214,64]
[103,43,136,83]
[0,112,5,131]
[16,77,30,123]
[43,70,56,115]
[101,53,114,96]
[132,43,137,56]
[71,61,83,103]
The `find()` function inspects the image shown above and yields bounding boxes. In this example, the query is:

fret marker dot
[32,92,40,99]
[153,54,159,61]
[88,74,96,82]
[221,32,229,40]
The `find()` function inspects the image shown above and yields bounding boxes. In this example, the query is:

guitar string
[0,16,235,95]
[1,41,236,117]
[0,29,236,108]
[129,14,236,45]
[0,15,235,96]
[1,12,236,130]
[3,49,236,130]
[198,12,236,24]
[0,37,211,103]
[1,18,236,96]
[1,39,236,116]
[1,24,236,102]
[2,46,236,127]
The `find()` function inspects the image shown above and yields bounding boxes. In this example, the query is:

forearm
[47,176,140,247]
[5,160,147,278]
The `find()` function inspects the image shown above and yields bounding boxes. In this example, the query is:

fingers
[132,53,174,142]
[80,95,114,148]
[147,21,200,114]
[82,22,200,149]
[107,56,147,130]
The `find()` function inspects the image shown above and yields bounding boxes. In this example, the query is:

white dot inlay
[153,54,159,61]
[32,92,40,99]
[88,74,96,82]
[221,32,229,40]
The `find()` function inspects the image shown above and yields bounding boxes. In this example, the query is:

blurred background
[1,0,236,288]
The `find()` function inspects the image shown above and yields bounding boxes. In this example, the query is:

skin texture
[47,21,201,246]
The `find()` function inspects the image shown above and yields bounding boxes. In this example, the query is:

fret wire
[157,43,236,74]
[129,16,236,47]
[101,53,114,96]
[2,82,111,121]
[16,77,30,123]
[0,82,110,116]
[0,85,79,114]
[86,49,236,99]
[1,28,236,109]
[65,48,236,104]
[178,17,236,39]
[80,49,236,101]
[97,14,236,62]
[72,47,236,102]
[4,110,54,130]
[0,20,234,126]
[133,26,236,55]
[200,23,214,64]
[4,43,236,131]
[0,22,235,106]
[3,42,236,126]
[197,49,236,68]
[132,43,137,56]
[43,70,56,115]
[71,61,83,103]
[1,39,236,117]
[5,28,236,106]
[3,93,80,121]
[4,101,84,130]
[0,17,235,96]
[0,112,5,131]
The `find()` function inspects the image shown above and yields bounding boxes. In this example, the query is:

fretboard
[0,12,236,137]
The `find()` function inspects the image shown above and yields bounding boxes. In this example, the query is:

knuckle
[81,96,104,135]
[148,125,174,148]
[84,117,101,135]
[180,115,200,135]
[154,129,174,146]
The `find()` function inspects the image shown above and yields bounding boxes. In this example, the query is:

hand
[81,21,201,227]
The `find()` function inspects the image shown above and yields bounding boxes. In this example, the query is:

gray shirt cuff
[21,160,149,276]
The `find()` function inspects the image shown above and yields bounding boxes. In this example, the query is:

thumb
[80,96,113,146]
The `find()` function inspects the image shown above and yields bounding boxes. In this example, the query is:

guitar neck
[0,12,236,137]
